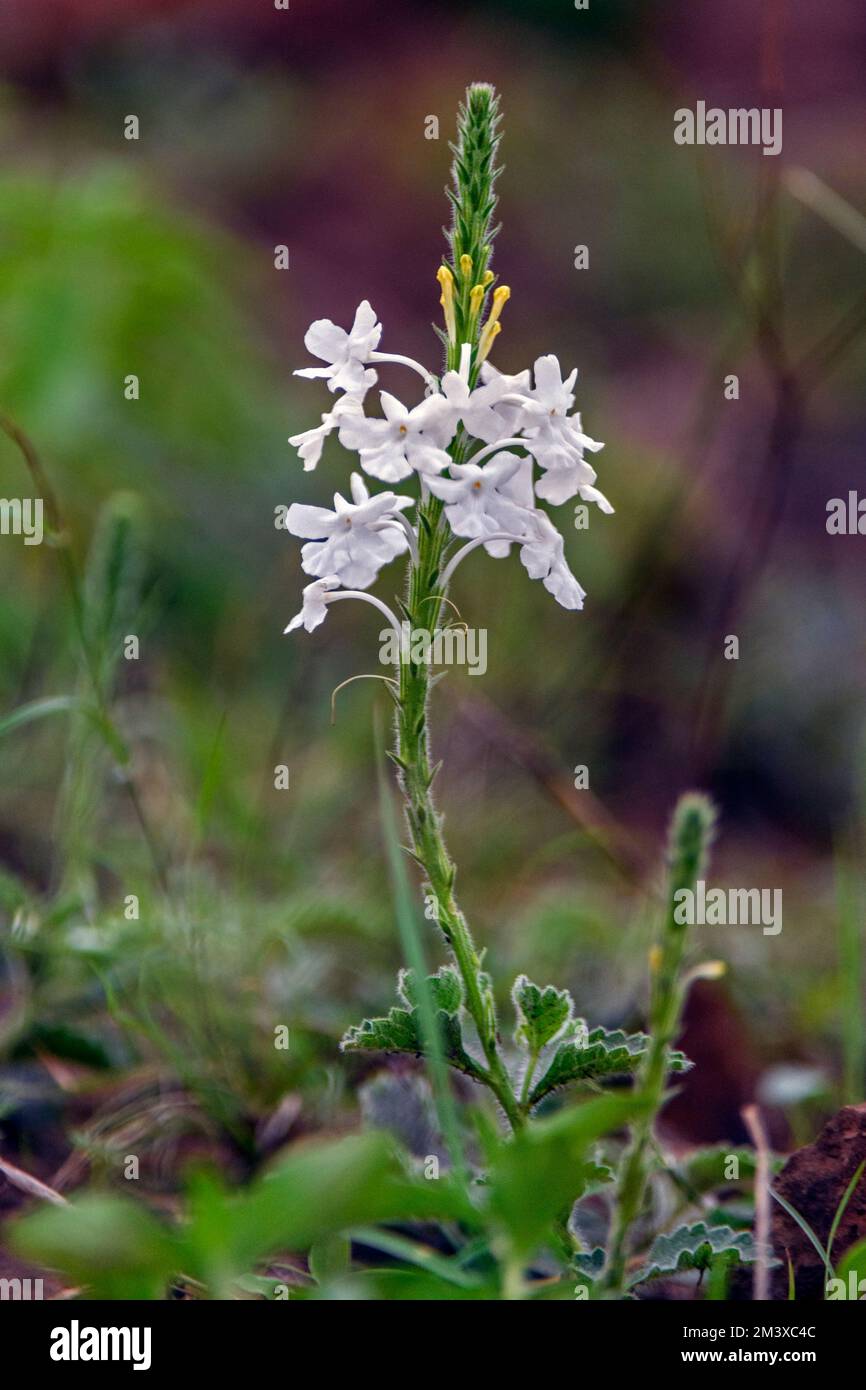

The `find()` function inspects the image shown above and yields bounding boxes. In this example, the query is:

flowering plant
[282,85,721,1294]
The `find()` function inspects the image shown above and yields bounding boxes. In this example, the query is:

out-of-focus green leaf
[180,1131,474,1289]
[487,1093,645,1256]
[11,1194,179,1300]
[835,1237,866,1289]
[309,1232,350,1286]
[678,1144,780,1194]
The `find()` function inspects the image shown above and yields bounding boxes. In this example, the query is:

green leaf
[487,1093,646,1257]
[632,1221,763,1286]
[398,965,463,1015]
[11,1194,180,1300]
[836,1237,866,1289]
[572,1246,606,1281]
[512,974,572,1052]
[529,1022,691,1106]
[341,1006,420,1055]
[309,1233,351,1286]
[237,1133,473,1258]
[340,1004,484,1082]
[678,1145,762,1193]
[11,1133,474,1300]
[341,968,485,1082]
[347,1226,486,1291]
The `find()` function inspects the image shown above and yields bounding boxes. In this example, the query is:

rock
[770,1103,866,1299]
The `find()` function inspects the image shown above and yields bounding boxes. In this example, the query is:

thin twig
[0,1153,68,1207]
[742,1103,771,1301]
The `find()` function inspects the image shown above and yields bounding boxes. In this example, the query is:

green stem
[394,489,521,1132]
[602,794,716,1296]
[519,1044,540,1110]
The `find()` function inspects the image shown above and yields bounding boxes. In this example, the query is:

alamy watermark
[673,880,783,936]
[0,497,43,545]
[674,102,782,158]
[379,621,487,677]
[50,1320,151,1371]
[1,1276,43,1300]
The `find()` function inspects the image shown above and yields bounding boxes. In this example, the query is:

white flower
[294,300,382,395]
[530,441,612,508]
[286,473,413,589]
[522,353,579,418]
[284,575,341,634]
[426,451,531,540]
[479,362,533,435]
[480,454,536,556]
[439,365,514,445]
[533,454,611,508]
[497,355,608,508]
[338,390,454,482]
[288,394,365,472]
[518,510,586,610]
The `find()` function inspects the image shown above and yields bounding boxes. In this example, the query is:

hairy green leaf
[512,974,572,1052]
[398,965,463,1015]
[529,1022,691,1106]
[341,1005,484,1082]
[632,1221,762,1286]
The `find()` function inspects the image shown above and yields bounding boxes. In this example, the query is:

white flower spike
[287,277,610,630]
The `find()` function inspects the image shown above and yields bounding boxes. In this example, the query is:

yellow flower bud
[436,265,457,344]
[476,284,510,361]
[482,269,495,286]
[459,253,473,278]
[476,318,501,363]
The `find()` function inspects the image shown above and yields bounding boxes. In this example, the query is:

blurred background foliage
[0,0,865,1212]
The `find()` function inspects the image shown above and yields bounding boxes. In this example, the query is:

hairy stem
[602,794,716,1295]
[394,490,521,1131]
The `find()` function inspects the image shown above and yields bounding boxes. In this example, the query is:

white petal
[304,319,348,363]
[544,563,586,610]
[349,473,369,505]
[359,446,414,483]
[406,442,451,476]
[426,474,467,503]
[534,469,582,505]
[286,503,339,539]
[380,391,409,424]
[351,300,380,339]
[579,484,614,514]
[293,365,333,381]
